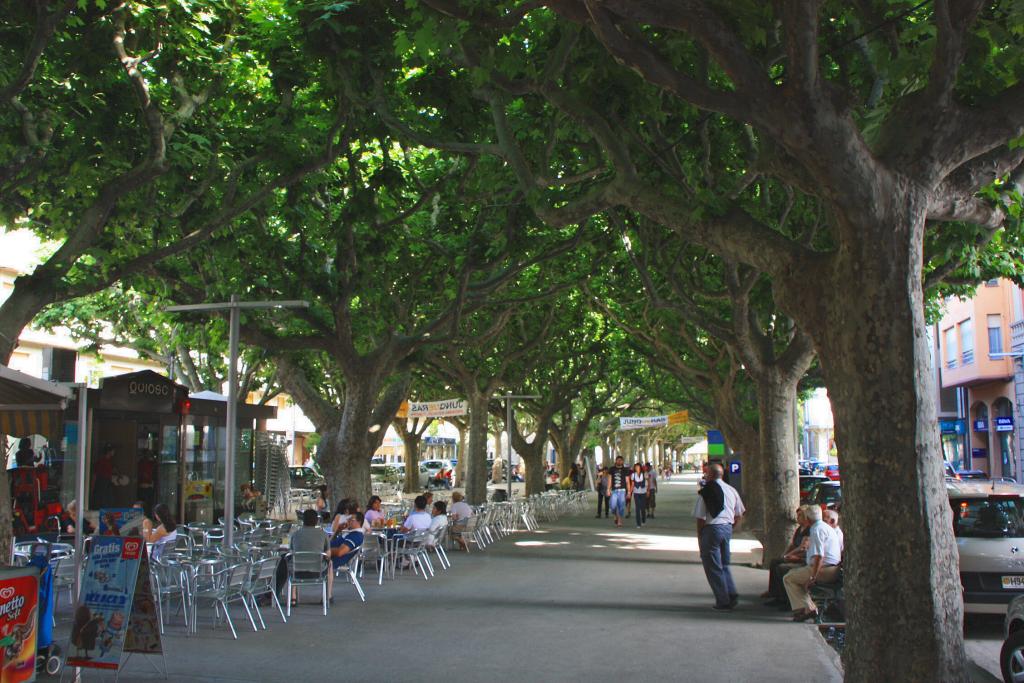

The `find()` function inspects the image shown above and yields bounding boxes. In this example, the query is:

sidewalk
[99,476,841,682]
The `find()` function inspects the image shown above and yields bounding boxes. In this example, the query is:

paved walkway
[80,476,841,682]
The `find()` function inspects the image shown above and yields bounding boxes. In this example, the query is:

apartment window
[988,313,1004,356]
[1014,284,1024,322]
[944,327,957,369]
[985,278,1000,287]
[960,318,974,365]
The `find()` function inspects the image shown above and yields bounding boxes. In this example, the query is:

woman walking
[630,462,648,528]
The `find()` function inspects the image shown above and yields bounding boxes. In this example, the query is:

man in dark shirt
[605,456,631,528]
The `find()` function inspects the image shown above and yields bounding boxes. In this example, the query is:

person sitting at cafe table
[401,496,432,533]
[449,492,473,551]
[290,509,330,606]
[365,496,385,527]
[428,501,448,546]
[142,504,178,559]
[331,498,354,533]
[60,499,94,536]
[328,512,365,604]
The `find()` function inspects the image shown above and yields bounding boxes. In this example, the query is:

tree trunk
[454,423,467,487]
[0,275,57,364]
[754,372,801,567]
[779,190,966,681]
[464,394,490,505]
[552,433,570,478]
[317,424,373,507]
[316,370,403,506]
[521,445,546,495]
[0,467,11,562]
[401,432,421,494]
[712,390,762,538]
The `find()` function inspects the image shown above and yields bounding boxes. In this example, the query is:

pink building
[937,279,1024,478]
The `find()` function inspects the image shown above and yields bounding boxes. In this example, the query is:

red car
[824,465,840,481]
[799,475,829,502]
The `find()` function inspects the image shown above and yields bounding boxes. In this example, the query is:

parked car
[812,481,842,510]
[799,475,829,503]
[950,480,1024,615]
[823,464,840,481]
[945,462,961,480]
[392,463,431,489]
[288,466,324,490]
[1002,594,1024,681]
[370,463,401,485]
[421,459,451,476]
[957,469,990,480]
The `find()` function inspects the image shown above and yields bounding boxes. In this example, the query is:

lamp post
[166,296,308,547]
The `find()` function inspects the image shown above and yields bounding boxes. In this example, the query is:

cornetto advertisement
[0,569,39,683]
[66,537,143,670]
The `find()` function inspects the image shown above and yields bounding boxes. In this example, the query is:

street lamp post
[500,392,540,500]
[166,296,308,547]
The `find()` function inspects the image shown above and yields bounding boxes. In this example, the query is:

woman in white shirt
[630,463,649,528]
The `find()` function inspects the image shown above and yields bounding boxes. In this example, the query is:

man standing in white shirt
[693,463,745,611]
[783,504,842,621]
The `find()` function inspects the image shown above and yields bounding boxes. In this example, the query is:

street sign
[667,410,689,426]
[729,461,741,474]
[996,416,1015,432]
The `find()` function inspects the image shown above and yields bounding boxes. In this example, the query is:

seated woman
[331,498,354,533]
[142,503,178,560]
[60,499,95,536]
[761,506,811,607]
[427,501,448,547]
[364,496,385,528]
[315,486,330,521]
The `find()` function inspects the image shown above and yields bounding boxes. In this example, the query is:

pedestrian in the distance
[694,463,745,611]
[595,466,609,519]
[630,462,648,528]
[606,456,630,528]
[645,463,658,519]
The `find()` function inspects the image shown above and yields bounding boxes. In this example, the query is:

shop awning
[0,365,73,442]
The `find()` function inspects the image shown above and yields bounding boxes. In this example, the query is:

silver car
[950,481,1024,615]
[1002,594,1024,682]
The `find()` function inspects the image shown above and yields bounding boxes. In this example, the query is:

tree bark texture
[754,372,801,566]
[315,370,408,506]
[777,187,966,680]
[464,394,490,505]
[401,431,421,494]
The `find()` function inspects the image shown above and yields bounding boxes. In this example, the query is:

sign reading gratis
[66,536,143,670]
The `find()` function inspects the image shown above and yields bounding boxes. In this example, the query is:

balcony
[1013,319,1024,351]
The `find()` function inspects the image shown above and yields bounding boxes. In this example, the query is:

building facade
[937,279,1024,477]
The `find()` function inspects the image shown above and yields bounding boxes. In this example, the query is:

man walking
[606,456,630,528]
[694,463,745,611]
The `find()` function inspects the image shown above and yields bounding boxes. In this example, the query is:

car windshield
[951,497,1024,538]
[815,485,841,504]
[800,478,824,492]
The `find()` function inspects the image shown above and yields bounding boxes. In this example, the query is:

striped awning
[0,365,72,442]
[0,409,64,442]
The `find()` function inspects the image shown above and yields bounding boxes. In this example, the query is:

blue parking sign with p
[729,461,741,475]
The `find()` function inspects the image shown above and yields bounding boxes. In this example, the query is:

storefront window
[942,433,963,470]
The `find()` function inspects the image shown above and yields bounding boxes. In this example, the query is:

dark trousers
[633,492,647,526]
[596,492,608,517]
[767,558,802,599]
[699,524,737,607]
[647,490,656,514]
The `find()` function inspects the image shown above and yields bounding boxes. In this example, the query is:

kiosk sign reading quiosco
[128,380,170,397]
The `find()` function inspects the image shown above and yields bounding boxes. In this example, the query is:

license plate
[1002,576,1024,589]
